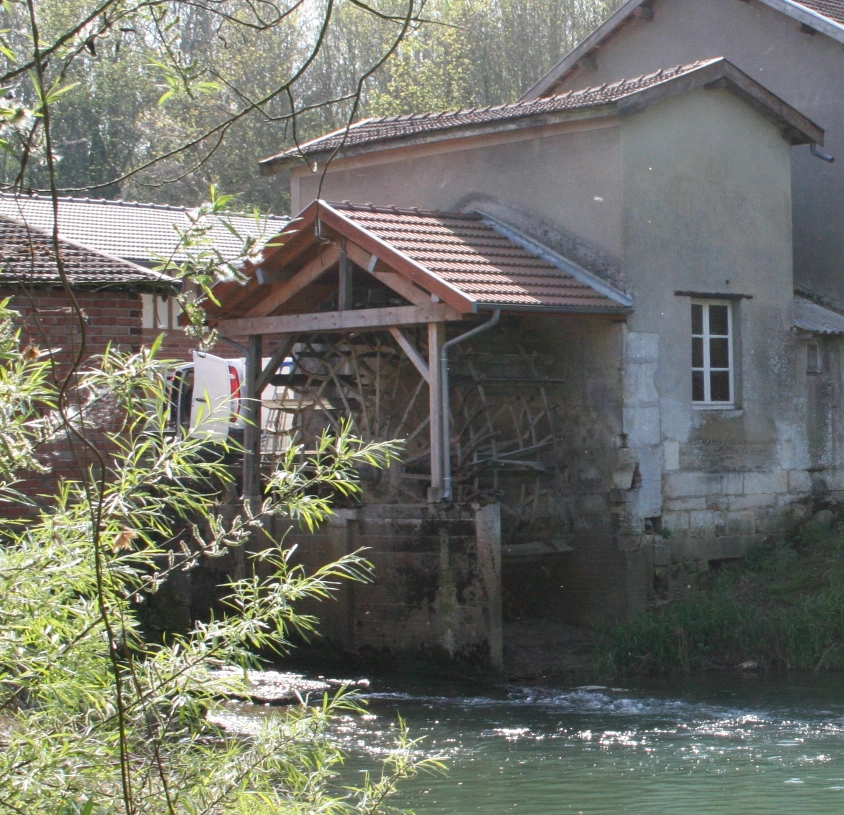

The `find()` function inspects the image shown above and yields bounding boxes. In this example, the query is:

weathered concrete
[545,0,844,310]
[284,69,839,625]
[269,503,503,667]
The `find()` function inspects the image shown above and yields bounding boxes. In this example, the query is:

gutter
[441,309,501,501]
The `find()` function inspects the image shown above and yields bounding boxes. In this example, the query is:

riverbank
[602,514,844,676]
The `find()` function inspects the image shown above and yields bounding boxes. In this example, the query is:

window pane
[710,371,731,402]
[709,304,729,336]
[692,370,705,402]
[692,337,704,368]
[710,337,729,369]
[691,303,703,335]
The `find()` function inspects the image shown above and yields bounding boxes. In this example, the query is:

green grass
[600,519,844,676]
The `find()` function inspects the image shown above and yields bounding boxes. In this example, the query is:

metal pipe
[811,143,835,163]
[440,309,501,501]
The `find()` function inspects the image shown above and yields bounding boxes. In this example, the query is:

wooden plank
[428,321,445,500]
[319,206,476,313]
[389,327,430,383]
[242,334,263,501]
[344,242,430,306]
[243,244,340,317]
[217,303,463,337]
[338,247,353,311]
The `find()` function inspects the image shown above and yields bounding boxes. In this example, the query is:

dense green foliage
[601,519,844,676]
[0,301,444,814]
[0,0,618,211]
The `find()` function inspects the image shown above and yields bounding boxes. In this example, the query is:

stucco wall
[293,120,626,286]
[620,86,812,562]
[284,70,826,618]
[556,0,844,306]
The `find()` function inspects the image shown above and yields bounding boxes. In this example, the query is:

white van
[166,351,295,453]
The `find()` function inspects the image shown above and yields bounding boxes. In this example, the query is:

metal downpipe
[440,309,501,501]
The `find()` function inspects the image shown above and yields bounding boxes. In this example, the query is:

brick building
[0,214,177,515]
[0,193,288,359]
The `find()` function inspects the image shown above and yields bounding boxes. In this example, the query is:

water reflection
[224,675,844,814]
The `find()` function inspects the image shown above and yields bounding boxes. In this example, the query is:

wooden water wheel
[262,322,564,522]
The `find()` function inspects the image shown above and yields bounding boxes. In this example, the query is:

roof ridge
[329,201,482,219]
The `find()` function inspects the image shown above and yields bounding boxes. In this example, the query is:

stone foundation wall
[265,503,502,667]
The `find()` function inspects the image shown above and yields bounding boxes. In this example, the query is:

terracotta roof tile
[795,0,844,26]
[0,215,175,290]
[0,194,288,266]
[332,203,630,312]
[268,60,717,164]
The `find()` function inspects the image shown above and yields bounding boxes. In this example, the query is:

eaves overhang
[261,57,823,177]
[259,105,617,176]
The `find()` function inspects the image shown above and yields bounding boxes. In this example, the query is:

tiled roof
[265,60,716,166]
[795,0,844,26]
[331,203,631,312]
[794,296,844,334]
[0,215,175,290]
[0,194,288,266]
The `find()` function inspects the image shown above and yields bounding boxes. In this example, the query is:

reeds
[599,520,844,675]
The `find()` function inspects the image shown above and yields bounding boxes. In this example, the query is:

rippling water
[231,674,844,814]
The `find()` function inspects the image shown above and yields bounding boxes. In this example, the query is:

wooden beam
[389,327,430,383]
[217,303,463,337]
[338,246,353,311]
[242,334,263,501]
[427,321,445,501]
[244,244,340,317]
[317,207,476,312]
[255,334,296,395]
[344,242,430,306]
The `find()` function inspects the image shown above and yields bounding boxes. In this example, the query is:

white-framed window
[807,341,823,374]
[691,300,734,407]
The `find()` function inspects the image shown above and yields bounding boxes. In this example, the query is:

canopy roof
[794,296,844,335]
[206,200,631,335]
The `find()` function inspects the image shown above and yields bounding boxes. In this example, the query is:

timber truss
[204,199,632,515]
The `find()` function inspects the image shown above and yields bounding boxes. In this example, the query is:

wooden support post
[338,245,352,311]
[242,333,263,502]
[427,321,445,502]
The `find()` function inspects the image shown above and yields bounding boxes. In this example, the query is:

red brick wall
[2,287,142,371]
[1,286,143,518]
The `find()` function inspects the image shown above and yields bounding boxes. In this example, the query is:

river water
[230,673,844,814]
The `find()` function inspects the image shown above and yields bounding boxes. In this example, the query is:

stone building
[205,53,844,657]
[521,0,844,311]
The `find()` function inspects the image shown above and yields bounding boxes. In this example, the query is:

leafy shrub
[0,302,440,815]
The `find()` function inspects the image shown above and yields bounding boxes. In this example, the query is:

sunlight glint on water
[234,676,844,815]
